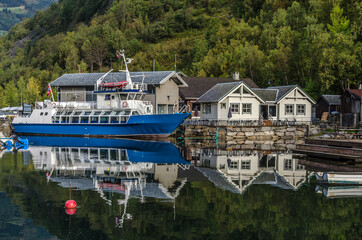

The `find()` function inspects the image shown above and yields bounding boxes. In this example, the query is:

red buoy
[65,208,77,215]
[65,200,77,209]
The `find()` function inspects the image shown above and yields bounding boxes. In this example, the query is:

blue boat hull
[13,113,189,137]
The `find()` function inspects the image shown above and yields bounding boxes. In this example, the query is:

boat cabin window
[40,112,44,116]
[105,94,111,100]
[110,111,117,116]
[72,116,79,123]
[45,112,48,116]
[64,111,72,116]
[132,111,140,115]
[92,111,102,116]
[100,116,109,123]
[111,95,115,100]
[121,116,129,123]
[56,111,62,116]
[83,111,92,116]
[135,94,142,100]
[110,116,119,123]
[120,94,127,100]
[52,117,60,123]
[73,111,82,116]
[128,93,135,100]
[81,117,89,123]
[102,111,112,115]
[90,116,99,123]
[61,116,70,123]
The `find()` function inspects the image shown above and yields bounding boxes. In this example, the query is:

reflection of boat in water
[315,172,362,185]
[315,185,362,198]
[25,135,190,165]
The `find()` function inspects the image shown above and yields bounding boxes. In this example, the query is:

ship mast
[117,50,133,89]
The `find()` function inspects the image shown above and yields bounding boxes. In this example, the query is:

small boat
[315,185,362,198]
[315,172,362,185]
[99,81,128,88]
[12,50,190,138]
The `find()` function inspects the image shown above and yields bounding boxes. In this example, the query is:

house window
[221,103,226,109]
[231,103,240,114]
[242,103,252,114]
[230,161,238,169]
[168,105,174,114]
[297,104,305,115]
[241,160,251,170]
[158,105,166,114]
[269,106,276,117]
[285,104,294,115]
[284,159,292,170]
[203,104,211,114]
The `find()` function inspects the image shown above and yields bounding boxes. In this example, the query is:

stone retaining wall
[183,125,318,150]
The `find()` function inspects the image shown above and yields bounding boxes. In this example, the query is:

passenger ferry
[12,51,190,138]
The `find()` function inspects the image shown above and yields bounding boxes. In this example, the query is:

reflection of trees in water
[0,151,362,239]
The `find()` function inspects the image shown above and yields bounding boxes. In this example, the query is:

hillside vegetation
[0,0,56,34]
[0,0,361,107]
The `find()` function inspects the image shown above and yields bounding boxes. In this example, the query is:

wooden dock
[294,139,362,163]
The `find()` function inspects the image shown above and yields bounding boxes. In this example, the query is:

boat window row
[52,110,140,124]
[105,93,146,101]
[54,147,129,163]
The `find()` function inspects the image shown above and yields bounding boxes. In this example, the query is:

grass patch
[0,30,8,36]
[0,6,27,14]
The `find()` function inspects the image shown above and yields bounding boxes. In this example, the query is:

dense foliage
[0,0,361,107]
[0,0,56,33]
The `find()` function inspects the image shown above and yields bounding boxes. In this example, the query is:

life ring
[122,101,128,108]
[122,166,127,171]
[51,102,56,107]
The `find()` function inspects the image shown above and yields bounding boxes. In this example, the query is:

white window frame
[230,103,240,114]
[203,104,211,114]
[242,103,252,114]
[285,104,294,115]
[241,160,251,170]
[296,104,306,115]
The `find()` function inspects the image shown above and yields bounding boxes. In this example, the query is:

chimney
[233,72,240,81]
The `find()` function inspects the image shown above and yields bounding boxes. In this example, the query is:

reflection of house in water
[198,149,307,193]
[29,145,189,200]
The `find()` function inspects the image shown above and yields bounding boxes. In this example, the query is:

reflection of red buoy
[65,208,77,215]
[65,200,77,209]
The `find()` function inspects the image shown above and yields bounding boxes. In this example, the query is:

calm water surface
[0,136,362,240]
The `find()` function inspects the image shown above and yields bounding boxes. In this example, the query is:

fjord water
[1,137,362,240]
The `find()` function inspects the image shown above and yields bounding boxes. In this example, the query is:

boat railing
[179,104,190,113]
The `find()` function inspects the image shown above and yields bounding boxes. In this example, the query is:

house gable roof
[50,71,187,87]
[318,95,341,105]
[251,89,278,102]
[267,85,316,104]
[196,81,264,103]
[180,76,259,99]
[347,89,361,100]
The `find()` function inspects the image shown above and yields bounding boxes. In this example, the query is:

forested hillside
[0,0,360,107]
[0,0,56,35]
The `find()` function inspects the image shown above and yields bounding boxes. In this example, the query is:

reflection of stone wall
[183,125,318,150]
[0,120,12,137]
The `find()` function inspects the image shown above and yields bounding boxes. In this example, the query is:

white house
[196,81,316,122]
